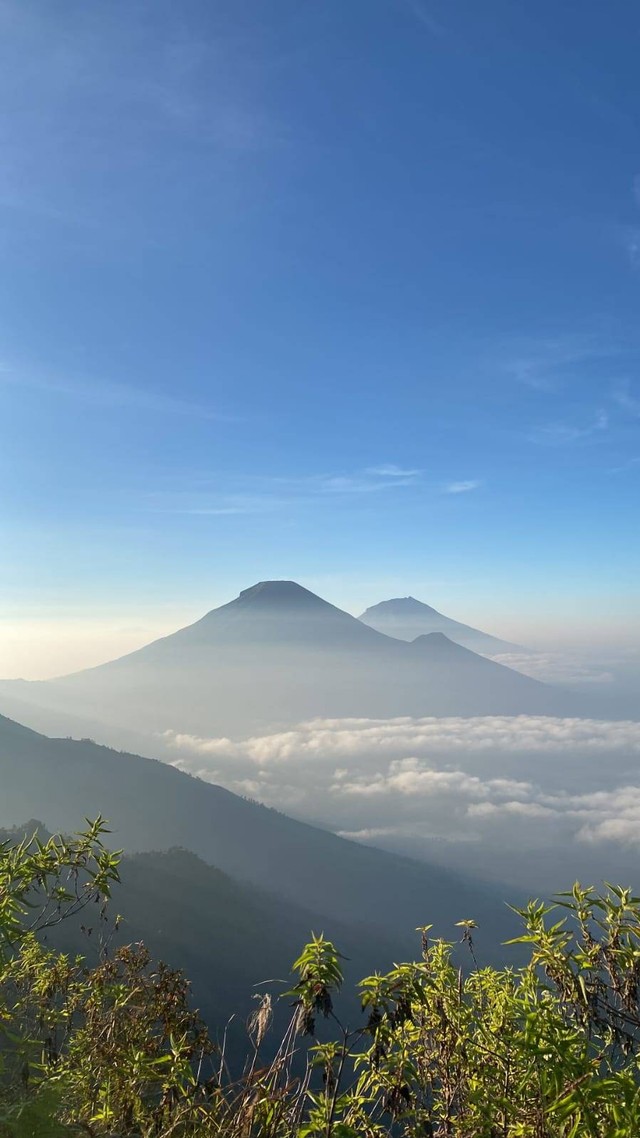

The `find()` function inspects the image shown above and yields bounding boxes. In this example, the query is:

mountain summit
[234,580,328,607]
[358,596,522,656]
[145,579,386,653]
[0,580,579,741]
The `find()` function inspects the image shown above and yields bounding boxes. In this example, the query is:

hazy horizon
[2,0,640,684]
[1,577,639,680]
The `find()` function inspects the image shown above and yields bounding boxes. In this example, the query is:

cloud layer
[162,715,640,884]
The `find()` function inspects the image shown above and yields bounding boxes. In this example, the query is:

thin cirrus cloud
[624,227,640,270]
[151,467,425,515]
[365,464,423,478]
[0,0,284,193]
[530,409,609,445]
[610,456,640,475]
[269,468,423,492]
[403,0,447,37]
[152,469,496,516]
[444,480,481,494]
[0,369,229,420]
[613,381,640,417]
[503,334,620,393]
[319,473,417,493]
[149,492,288,517]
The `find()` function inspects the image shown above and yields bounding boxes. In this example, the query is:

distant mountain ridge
[0,580,580,741]
[0,711,518,955]
[358,596,523,655]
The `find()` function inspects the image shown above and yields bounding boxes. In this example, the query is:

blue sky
[1,0,640,676]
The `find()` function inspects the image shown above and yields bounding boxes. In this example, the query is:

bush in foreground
[2,821,640,1136]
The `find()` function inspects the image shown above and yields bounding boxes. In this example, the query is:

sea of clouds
[161,715,640,890]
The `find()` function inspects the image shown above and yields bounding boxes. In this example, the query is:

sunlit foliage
[2,821,640,1136]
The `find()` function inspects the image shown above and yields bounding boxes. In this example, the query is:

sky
[1,0,640,678]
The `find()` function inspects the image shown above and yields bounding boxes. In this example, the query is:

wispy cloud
[0,369,229,420]
[149,492,286,517]
[610,456,640,475]
[403,0,447,37]
[159,469,490,516]
[613,381,640,417]
[320,467,422,493]
[319,475,412,493]
[444,480,481,494]
[530,409,609,446]
[0,0,286,242]
[503,335,616,394]
[624,227,640,270]
[365,464,422,478]
[149,466,424,516]
[172,503,266,517]
[266,469,423,496]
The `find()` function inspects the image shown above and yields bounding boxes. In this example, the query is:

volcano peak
[237,580,323,606]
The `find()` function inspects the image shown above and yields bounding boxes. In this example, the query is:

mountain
[358,596,522,655]
[104,847,394,1035]
[0,581,581,742]
[0,712,518,956]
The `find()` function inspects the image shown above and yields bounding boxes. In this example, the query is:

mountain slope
[359,596,522,655]
[2,822,395,1053]
[0,712,518,954]
[0,582,580,741]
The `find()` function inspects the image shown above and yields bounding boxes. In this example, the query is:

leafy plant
[3,819,640,1136]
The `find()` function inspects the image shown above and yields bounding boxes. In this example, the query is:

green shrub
[2,820,640,1136]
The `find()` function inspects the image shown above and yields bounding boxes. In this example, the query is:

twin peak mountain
[3,580,578,742]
